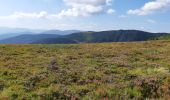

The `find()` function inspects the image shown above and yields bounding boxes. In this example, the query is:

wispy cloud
[147,19,157,24]
[0,11,48,19]
[119,15,127,18]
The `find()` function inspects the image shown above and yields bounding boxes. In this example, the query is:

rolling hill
[31,38,78,44]
[64,30,165,42]
[33,30,167,44]
[0,34,61,44]
[0,30,167,44]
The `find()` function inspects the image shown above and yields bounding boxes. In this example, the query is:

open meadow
[0,40,170,99]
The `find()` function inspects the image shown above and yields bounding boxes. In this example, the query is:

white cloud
[127,0,170,15]
[57,5,103,18]
[107,9,115,14]
[0,0,114,29]
[0,0,114,20]
[58,0,113,18]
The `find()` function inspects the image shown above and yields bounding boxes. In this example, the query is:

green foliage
[0,41,170,99]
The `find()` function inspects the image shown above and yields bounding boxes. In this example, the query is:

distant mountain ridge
[40,30,80,35]
[0,30,80,41]
[32,30,167,44]
[0,30,168,44]
[0,34,61,44]
[0,27,45,35]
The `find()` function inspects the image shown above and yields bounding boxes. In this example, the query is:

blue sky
[0,0,170,32]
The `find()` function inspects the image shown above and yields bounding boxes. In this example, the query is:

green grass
[157,34,170,40]
[0,41,170,99]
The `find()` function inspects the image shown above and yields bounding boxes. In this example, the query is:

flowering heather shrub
[0,41,170,99]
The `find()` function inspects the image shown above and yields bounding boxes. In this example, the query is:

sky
[0,0,170,32]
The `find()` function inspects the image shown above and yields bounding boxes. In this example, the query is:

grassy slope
[158,34,170,40]
[0,41,170,99]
